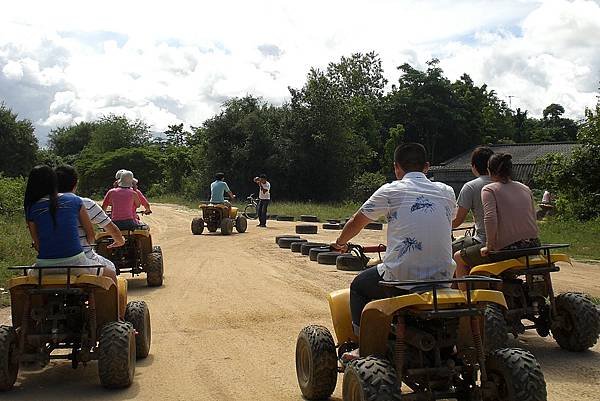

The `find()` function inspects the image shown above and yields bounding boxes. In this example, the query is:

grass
[151,194,362,220]
[539,217,600,261]
[0,215,36,306]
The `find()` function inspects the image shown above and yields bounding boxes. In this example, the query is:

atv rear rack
[8,265,104,288]
[489,243,569,269]
[380,276,502,318]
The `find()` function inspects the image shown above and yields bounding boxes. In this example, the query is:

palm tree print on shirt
[410,195,435,213]
[397,237,423,257]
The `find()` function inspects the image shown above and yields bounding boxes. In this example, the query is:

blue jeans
[257,199,269,226]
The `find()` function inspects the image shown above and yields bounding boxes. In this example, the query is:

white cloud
[0,0,599,143]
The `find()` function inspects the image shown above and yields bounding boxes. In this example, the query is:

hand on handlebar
[480,246,489,257]
[107,237,126,249]
[330,240,348,253]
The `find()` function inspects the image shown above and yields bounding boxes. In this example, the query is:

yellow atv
[471,244,600,352]
[295,276,547,400]
[96,219,164,287]
[0,265,151,390]
[191,203,247,235]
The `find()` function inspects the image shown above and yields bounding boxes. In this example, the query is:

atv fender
[327,289,358,345]
[229,207,239,219]
[117,277,128,320]
[470,254,571,276]
[359,289,507,357]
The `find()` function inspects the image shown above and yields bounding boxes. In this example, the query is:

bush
[0,176,26,216]
[349,172,387,201]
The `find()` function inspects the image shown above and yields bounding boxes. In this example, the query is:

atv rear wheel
[342,356,401,401]
[191,217,204,235]
[484,348,546,401]
[484,304,508,353]
[552,292,600,351]
[295,325,337,400]
[98,321,136,389]
[0,326,18,391]
[125,301,151,358]
[145,251,164,287]
[221,218,234,235]
[235,216,248,233]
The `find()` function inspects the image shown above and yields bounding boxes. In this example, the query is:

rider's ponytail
[488,153,513,183]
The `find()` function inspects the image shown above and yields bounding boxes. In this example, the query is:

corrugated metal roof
[431,142,579,171]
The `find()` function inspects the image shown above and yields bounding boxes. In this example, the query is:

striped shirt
[80,197,111,257]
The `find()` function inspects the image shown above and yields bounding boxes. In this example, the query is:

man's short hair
[471,146,494,175]
[215,172,225,180]
[259,173,267,179]
[394,143,427,172]
[55,165,78,193]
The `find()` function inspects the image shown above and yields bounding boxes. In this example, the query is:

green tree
[87,114,152,153]
[48,121,96,157]
[0,103,38,176]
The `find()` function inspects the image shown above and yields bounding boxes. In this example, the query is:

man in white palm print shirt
[332,143,456,336]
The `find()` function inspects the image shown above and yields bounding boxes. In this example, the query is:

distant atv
[296,276,547,400]
[191,203,247,235]
[0,265,151,390]
[472,244,600,352]
[96,212,164,287]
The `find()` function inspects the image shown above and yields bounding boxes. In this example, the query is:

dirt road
[1,204,599,400]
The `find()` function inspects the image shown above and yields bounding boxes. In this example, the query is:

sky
[1,0,599,144]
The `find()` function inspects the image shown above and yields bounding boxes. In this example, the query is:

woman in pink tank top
[102,171,141,230]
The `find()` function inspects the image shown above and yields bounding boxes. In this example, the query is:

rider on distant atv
[210,172,236,207]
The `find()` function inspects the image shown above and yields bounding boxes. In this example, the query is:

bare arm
[79,206,96,245]
[136,189,151,212]
[452,207,469,228]
[27,221,40,252]
[482,188,498,251]
[331,212,372,250]
[101,191,111,211]
[104,222,126,249]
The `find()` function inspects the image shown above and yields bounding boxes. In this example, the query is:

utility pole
[507,95,516,109]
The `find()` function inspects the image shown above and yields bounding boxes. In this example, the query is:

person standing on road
[331,143,456,344]
[254,174,270,227]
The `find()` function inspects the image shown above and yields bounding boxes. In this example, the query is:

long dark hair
[488,153,513,183]
[24,165,59,226]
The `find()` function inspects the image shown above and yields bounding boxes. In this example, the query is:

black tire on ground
[125,301,151,358]
[0,325,18,391]
[365,222,383,230]
[145,251,163,287]
[295,325,338,400]
[485,348,546,401]
[326,219,340,224]
[191,217,204,235]
[221,218,234,235]
[300,215,319,222]
[552,292,600,351]
[278,237,304,249]
[296,224,318,234]
[275,234,300,244]
[301,243,328,256]
[342,356,401,401]
[484,304,509,353]
[309,247,332,262]
[322,223,342,230]
[291,240,309,253]
[235,215,248,233]
[317,252,349,266]
[276,215,295,221]
[336,254,365,271]
[98,321,136,389]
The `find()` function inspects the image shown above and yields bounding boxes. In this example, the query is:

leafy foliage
[0,176,26,216]
[0,103,38,177]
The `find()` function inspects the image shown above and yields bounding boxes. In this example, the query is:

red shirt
[102,187,140,221]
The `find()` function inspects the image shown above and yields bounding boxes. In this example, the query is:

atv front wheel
[98,321,136,389]
[145,250,164,287]
[221,218,234,235]
[125,301,151,358]
[0,326,18,391]
[342,356,401,401]
[552,292,600,351]
[295,325,338,400]
[483,304,508,353]
[484,348,546,401]
[191,217,204,235]
[235,215,248,233]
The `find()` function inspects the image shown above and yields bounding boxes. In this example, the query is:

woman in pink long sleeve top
[480,153,540,260]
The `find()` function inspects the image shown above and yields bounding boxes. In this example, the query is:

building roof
[431,142,578,171]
